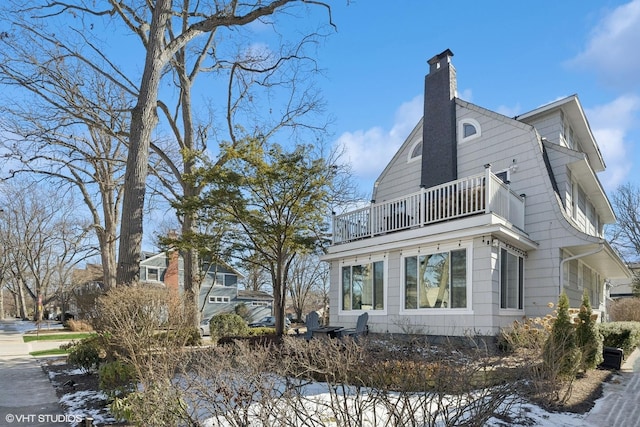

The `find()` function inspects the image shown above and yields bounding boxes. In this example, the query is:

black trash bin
[601,346,624,370]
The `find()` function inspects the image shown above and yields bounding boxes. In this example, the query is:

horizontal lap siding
[373,125,424,203]
[330,238,505,336]
[456,102,564,320]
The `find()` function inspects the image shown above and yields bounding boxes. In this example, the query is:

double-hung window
[500,248,524,310]
[341,261,384,311]
[404,249,467,309]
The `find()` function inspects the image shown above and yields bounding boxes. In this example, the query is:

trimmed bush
[247,326,277,336]
[67,335,104,374]
[155,327,202,347]
[575,291,603,370]
[99,360,137,398]
[209,313,249,342]
[542,293,580,380]
[234,303,249,320]
[598,321,640,356]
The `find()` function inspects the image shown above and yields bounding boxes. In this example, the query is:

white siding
[326,95,626,336]
[372,121,424,203]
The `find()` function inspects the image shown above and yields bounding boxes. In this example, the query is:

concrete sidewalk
[0,320,70,427]
[583,347,640,426]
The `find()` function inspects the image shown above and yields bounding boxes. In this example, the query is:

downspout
[559,244,604,295]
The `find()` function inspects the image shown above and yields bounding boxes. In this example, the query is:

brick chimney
[164,249,180,295]
[420,49,458,188]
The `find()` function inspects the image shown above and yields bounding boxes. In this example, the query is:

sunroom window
[342,261,384,311]
[500,248,524,310]
[404,249,467,309]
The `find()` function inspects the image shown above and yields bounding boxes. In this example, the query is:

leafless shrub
[609,297,640,321]
[177,342,291,426]
[497,308,583,408]
[173,335,520,426]
[91,285,198,425]
[93,290,526,427]
[65,319,94,332]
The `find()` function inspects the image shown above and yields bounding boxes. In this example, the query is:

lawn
[23,332,95,343]
[29,348,70,357]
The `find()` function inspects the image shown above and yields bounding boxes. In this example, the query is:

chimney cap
[428,49,454,72]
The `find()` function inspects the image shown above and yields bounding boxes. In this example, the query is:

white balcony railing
[332,168,525,244]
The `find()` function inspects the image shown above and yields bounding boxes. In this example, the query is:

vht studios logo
[5,413,85,423]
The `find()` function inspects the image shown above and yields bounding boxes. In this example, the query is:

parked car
[55,312,75,322]
[248,316,291,329]
[199,317,211,337]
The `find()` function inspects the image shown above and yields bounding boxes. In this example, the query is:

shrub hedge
[598,321,640,356]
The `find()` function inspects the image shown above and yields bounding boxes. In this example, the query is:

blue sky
[315,0,640,200]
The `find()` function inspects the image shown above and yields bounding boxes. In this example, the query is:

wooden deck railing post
[484,163,492,214]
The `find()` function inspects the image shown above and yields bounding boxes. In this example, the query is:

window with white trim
[250,301,270,307]
[208,296,231,304]
[408,140,423,162]
[404,248,467,309]
[458,118,481,143]
[500,248,524,310]
[147,267,161,281]
[341,260,384,311]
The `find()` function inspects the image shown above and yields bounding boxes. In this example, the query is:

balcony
[332,168,525,244]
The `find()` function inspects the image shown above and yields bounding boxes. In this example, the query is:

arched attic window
[408,139,423,163]
[458,118,481,143]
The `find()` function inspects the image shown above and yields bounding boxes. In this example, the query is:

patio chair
[296,311,320,340]
[336,312,368,341]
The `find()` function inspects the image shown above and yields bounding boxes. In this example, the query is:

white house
[323,49,631,336]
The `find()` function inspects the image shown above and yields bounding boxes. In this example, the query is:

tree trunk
[182,214,200,328]
[98,228,117,291]
[17,279,27,320]
[116,0,171,286]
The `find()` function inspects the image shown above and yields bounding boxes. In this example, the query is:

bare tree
[146,2,335,327]
[101,0,335,286]
[241,257,272,292]
[1,1,336,299]
[0,73,128,290]
[608,183,640,262]
[0,182,97,321]
[288,252,327,320]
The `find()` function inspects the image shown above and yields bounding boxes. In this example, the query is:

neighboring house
[609,262,640,299]
[322,49,631,337]
[139,251,273,322]
[65,263,107,319]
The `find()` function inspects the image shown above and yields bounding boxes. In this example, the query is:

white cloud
[335,95,423,182]
[567,0,640,89]
[586,94,640,189]
[457,88,473,102]
[495,103,522,118]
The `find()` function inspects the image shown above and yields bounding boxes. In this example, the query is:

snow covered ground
[47,363,622,427]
